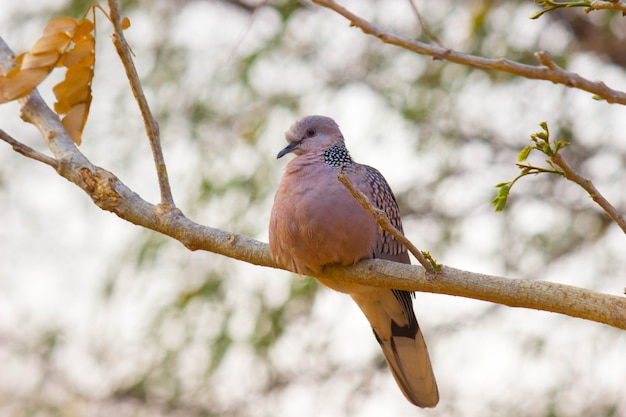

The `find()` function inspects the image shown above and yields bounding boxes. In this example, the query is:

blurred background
[1,0,625,416]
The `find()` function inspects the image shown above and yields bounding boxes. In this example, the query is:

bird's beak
[277,141,299,159]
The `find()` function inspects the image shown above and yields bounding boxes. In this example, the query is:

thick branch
[311,0,626,105]
[321,262,626,330]
[1,36,624,331]
[107,0,175,208]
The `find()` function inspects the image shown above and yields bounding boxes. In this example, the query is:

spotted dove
[269,115,439,407]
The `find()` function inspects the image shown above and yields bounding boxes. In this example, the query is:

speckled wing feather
[362,165,410,263]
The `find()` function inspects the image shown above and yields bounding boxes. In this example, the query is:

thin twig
[534,50,559,70]
[0,129,59,169]
[407,0,445,47]
[107,0,175,208]
[337,169,437,274]
[551,153,626,233]
[311,0,626,105]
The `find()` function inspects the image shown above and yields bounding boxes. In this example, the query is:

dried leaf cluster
[0,6,129,144]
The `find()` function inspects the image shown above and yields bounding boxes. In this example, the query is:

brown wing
[361,165,410,263]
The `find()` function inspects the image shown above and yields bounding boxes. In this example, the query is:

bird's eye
[306,128,316,137]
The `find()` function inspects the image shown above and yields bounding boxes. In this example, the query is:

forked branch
[311,0,626,105]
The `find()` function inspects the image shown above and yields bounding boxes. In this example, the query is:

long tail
[350,288,439,408]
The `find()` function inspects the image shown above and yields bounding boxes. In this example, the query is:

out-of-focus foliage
[1,0,625,416]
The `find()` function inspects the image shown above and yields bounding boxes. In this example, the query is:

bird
[268,115,439,408]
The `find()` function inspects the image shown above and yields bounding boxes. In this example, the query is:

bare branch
[106,0,175,208]
[321,262,626,331]
[406,0,445,47]
[311,0,626,105]
[0,129,59,169]
[337,169,437,274]
[551,153,626,233]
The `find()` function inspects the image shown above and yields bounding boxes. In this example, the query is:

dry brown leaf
[0,17,80,103]
[61,41,93,67]
[53,67,92,113]
[0,68,49,102]
[1,9,102,145]
[31,32,72,54]
[73,18,95,39]
[43,17,79,35]
[61,103,87,146]
[20,51,61,70]
[52,16,95,144]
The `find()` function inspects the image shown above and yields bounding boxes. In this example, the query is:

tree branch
[551,153,626,233]
[106,0,175,208]
[311,0,626,105]
[337,169,437,274]
[531,0,626,18]
[322,262,626,331]
[1,35,624,331]
[0,129,59,169]
[495,122,626,233]
[589,0,626,13]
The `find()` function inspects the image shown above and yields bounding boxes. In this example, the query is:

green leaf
[518,146,533,162]
[555,140,570,152]
[421,250,441,272]
[491,195,508,212]
[529,9,548,19]
[491,183,511,212]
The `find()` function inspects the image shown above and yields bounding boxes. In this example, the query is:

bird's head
[277,115,345,158]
